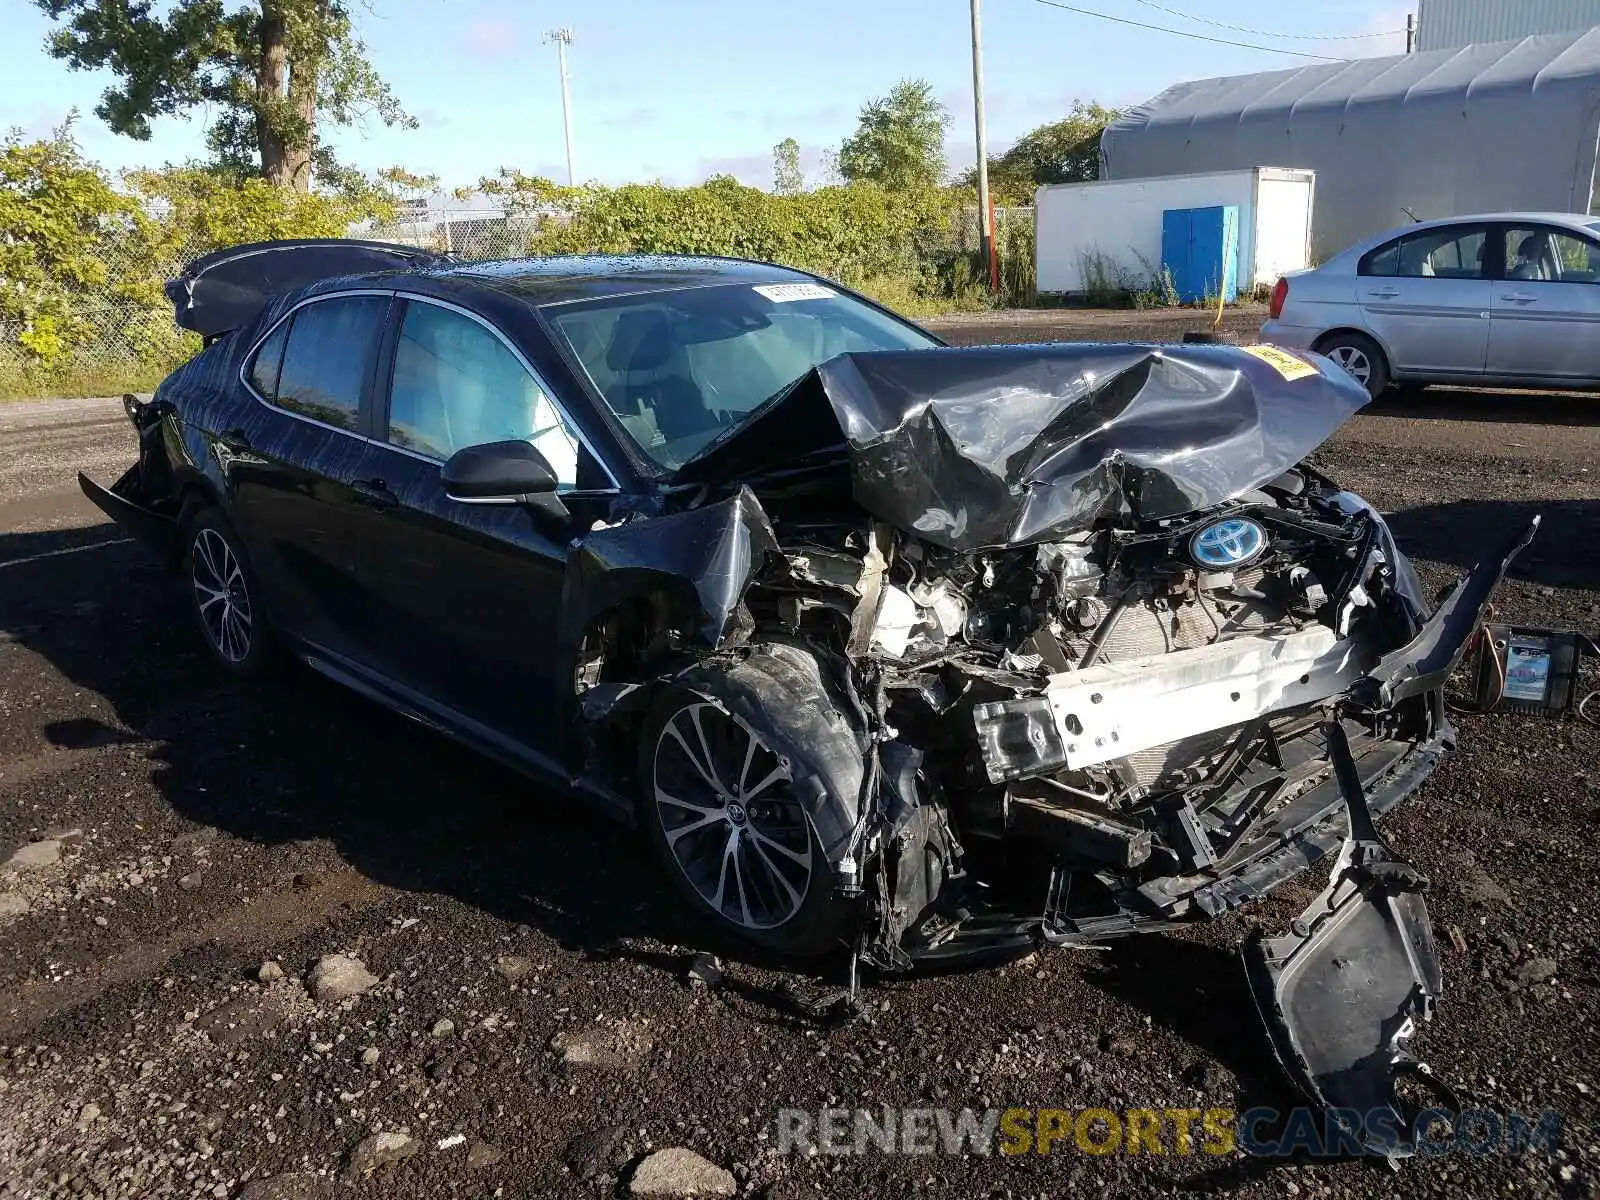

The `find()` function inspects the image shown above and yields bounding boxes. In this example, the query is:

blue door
[1161,206,1240,304]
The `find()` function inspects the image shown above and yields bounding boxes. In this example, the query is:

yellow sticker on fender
[1240,344,1320,381]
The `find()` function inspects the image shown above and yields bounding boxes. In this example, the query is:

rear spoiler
[164,238,452,339]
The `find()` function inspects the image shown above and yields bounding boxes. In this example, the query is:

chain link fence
[2,204,1036,399]
[0,230,208,400]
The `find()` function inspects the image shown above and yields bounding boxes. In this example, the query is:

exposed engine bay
[643,466,1440,951]
[564,342,1536,1159]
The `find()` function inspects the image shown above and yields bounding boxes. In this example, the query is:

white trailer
[1034,167,1315,298]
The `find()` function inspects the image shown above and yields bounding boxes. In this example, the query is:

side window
[271,297,387,431]
[246,321,287,400]
[1504,227,1600,283]
[1360,227,1487,279]
[386,301,583,488]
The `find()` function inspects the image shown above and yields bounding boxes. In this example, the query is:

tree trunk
[285,34,317,192]
[256,4,314,191]
[256,10,291,188]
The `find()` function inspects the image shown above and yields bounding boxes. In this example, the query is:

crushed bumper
[973,626,1377,782]
[78,468,179,565]
[1244,723,1459,1160]
[77,393,180,567]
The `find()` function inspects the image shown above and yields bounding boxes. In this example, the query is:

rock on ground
[552,1018,654,1070]
[494,954,534,982]
[467,1141,504,1169]
[1515,957,1558,985]
[629,1148,737,1197]
[5,839,61,869]
[307,954,378,1003]
[344,1131,417,1178]
[685,952,723,990]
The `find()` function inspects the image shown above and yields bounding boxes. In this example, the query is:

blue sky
[2,0,1409,190]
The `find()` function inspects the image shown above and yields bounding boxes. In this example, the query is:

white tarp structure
[1101,30,1600,258]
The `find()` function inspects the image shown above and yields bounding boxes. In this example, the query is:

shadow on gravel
[1385,498,1599,590]
[1365,388,1600,426]
[0,524,831,1005]
[1087,934,1294,1111]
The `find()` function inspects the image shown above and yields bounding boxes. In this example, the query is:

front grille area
[1095,569,1287,789]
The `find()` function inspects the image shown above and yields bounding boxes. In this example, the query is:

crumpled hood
[676,343,1370,552]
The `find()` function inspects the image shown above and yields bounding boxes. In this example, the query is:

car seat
[1509,235,1549,281]
[602,311,718,444]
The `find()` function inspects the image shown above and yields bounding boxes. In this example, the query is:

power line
[1128,0,1404,41]
[1030,0,1352,61]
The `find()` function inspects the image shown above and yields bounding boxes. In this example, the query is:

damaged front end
[564,342,1534,1157]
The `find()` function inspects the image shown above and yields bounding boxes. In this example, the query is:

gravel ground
[0,315,1596,1200]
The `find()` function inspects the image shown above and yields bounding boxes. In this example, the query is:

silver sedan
[1259,212,1600,398]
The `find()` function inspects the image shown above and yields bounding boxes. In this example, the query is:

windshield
[543,281,937,469]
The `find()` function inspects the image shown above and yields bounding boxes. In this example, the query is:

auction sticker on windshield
[1241,344,1320,382]
[753,283,837,303]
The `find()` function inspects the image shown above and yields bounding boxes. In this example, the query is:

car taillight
[1268,277,1289,320]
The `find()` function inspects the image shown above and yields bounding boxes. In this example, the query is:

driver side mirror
[441,440,569,522]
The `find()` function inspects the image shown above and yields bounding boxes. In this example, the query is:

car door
[229,291,398,660]
[1487,224,1600,383]
[344,294,621,759]
[1356,223,1491,376]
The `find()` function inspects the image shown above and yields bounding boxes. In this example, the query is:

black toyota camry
[83,239,1534,1156]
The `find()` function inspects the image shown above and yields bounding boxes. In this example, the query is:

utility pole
[969,0,999,294]
[544,28,576,185]
[1405,12,1416,53]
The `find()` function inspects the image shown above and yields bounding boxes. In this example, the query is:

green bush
[4,146,1041,400]
[1,139,398,399]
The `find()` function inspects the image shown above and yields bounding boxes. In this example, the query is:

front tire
[1316,331,1390,400]
[639,687,851,957]
[184,506,271,679]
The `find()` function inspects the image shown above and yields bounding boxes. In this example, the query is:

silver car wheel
[1327,345,1372,385]
[191,527,253,664]
[651,701,813,931]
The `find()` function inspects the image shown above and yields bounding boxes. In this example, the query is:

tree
[838,79,948,193]
[772,137,804,196]
[33,0,412,192]
[962,101,1121,203]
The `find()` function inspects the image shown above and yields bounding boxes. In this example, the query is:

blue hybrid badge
[1190,517,1268,569]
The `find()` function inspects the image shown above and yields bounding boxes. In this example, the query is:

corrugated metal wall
[1100,29,1600,255]
[1418,0,1600,50]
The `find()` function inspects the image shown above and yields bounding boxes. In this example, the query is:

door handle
[351,478,398,510]
[1500,293,1537,304]
[216,429,252,453]
[1365,288,1401,299]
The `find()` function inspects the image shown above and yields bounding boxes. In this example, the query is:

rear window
[249,297,386,431]
[1359,226,1487,279]
[246,321,287,399]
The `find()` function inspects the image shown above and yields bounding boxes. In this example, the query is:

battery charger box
[1473,624,1585,716]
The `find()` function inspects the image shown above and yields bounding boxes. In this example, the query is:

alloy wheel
[191,527,253,664]
[1326,344,1372,386]
[652,701,813,930]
